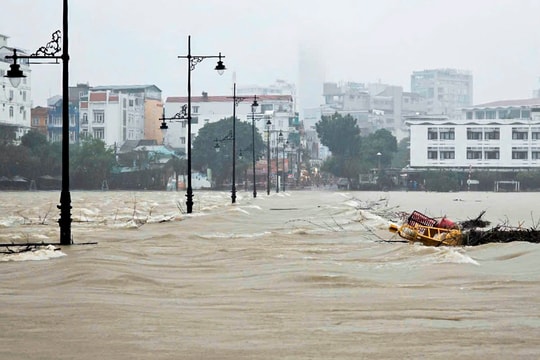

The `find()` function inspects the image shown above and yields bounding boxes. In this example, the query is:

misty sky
[3,0,540,107]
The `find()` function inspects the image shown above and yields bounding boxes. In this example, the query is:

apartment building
[79,85,162,148]
[0,34,32,141]
[164,92,295,155]
[411,68,473,118]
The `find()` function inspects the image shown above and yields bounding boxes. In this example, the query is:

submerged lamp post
[282,139,288,192]
[214,129,234,202]
[265,118,272,195]
[176,35,225,213]
[228,83,245,204]
[276,130,283,193]
[250,96,259,198]
[5,0,72,245]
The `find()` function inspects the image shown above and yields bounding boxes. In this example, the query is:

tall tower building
[411,68,473,119]
[297,40,325,130]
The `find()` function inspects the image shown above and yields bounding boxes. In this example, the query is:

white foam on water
[1,245,66,262]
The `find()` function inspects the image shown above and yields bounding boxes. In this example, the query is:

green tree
[361,128,398,170]
[70,138,116,189]
[192,117,265,188]
[316,112,362,184]
[391,137,410,169]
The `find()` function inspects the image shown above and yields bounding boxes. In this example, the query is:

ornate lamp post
[250,96,259,198]
[176,35,225,213]
[282,139,288,192]
[265,118,272,195]
[276,130,283,193]
[4,0,71,245]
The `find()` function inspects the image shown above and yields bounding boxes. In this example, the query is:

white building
[0,34,32,141]
[407,98,540,169]
[164,93,294,153]
[79,85,162,148]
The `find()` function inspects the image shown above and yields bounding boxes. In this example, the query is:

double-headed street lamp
[276,130,283,193]
[281,138,289,192]
[5,0,71,245]
[173,35,225,213]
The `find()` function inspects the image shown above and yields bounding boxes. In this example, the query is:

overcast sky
[3,0,540,107]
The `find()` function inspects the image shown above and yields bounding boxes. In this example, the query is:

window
[191,116,199,124]
[531,128,540,140]
[467,128,482,140]
[467,147,482,159]
[93,128,104,139]
[427,128,438,140]
[439,128,455,140]
[9,106,13,117]
[192,106,199,114]
[180,137,186,145]
[261,104,273,113]
[32,117,39,126]
[93,111,104,123]
[512,128,528,140]
[427,147,438,159]
[532,150,540,160]
[129,99,134,107]
[512,147,528,160]
[440,150,455,159]
[522,110,531,119]
[486,110,496,119]
[466,111,473,120]
[484,147,500,159]
[485,128,500,140]
[475,111,485,119]
[82,113,88,124]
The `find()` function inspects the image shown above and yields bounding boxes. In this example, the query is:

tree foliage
[192,117,265,188]
[70,138,116,189]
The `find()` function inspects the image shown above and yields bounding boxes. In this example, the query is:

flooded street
[1,190,540,359]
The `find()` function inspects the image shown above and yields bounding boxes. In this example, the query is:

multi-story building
[164,92,295,154]
[0,34,32,142]
[47,95,78,143]
[411,68,473,118]
[322,81,426,141]
[30,106,48,136]
[407,98,540,169]
[79,85,162,148]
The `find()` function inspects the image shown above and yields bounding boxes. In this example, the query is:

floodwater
[1,189,540,359]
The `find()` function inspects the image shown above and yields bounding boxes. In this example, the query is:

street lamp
[250,95,259,198]
[227,82,246,204]
[4,0,71,245]
[265,118,272,195]
[282,139,288,192]
[176,35,225,213]
[214,129,234,201]
[276,130,283,193]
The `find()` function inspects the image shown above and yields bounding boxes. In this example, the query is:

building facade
[0,34,32,142]
[407,98,540,169]
[322,81,427,141]
[79,85,162,148]
[164,93,295,154]
[411,68,473,118]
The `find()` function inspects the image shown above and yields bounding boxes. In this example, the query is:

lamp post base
[186,188,193,214]
[58,190,72,245]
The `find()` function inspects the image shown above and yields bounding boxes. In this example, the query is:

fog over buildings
[2,0,540,108]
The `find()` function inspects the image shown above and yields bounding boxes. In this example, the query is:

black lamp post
[282,139,288,192]
[4,0,71,245]
[176,35,225,213]
[214,129,234,201]
[265,118,272,195]
[276,130,283,193]
[250,95,259,198]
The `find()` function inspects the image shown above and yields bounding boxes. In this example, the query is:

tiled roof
[89,92,107,102]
